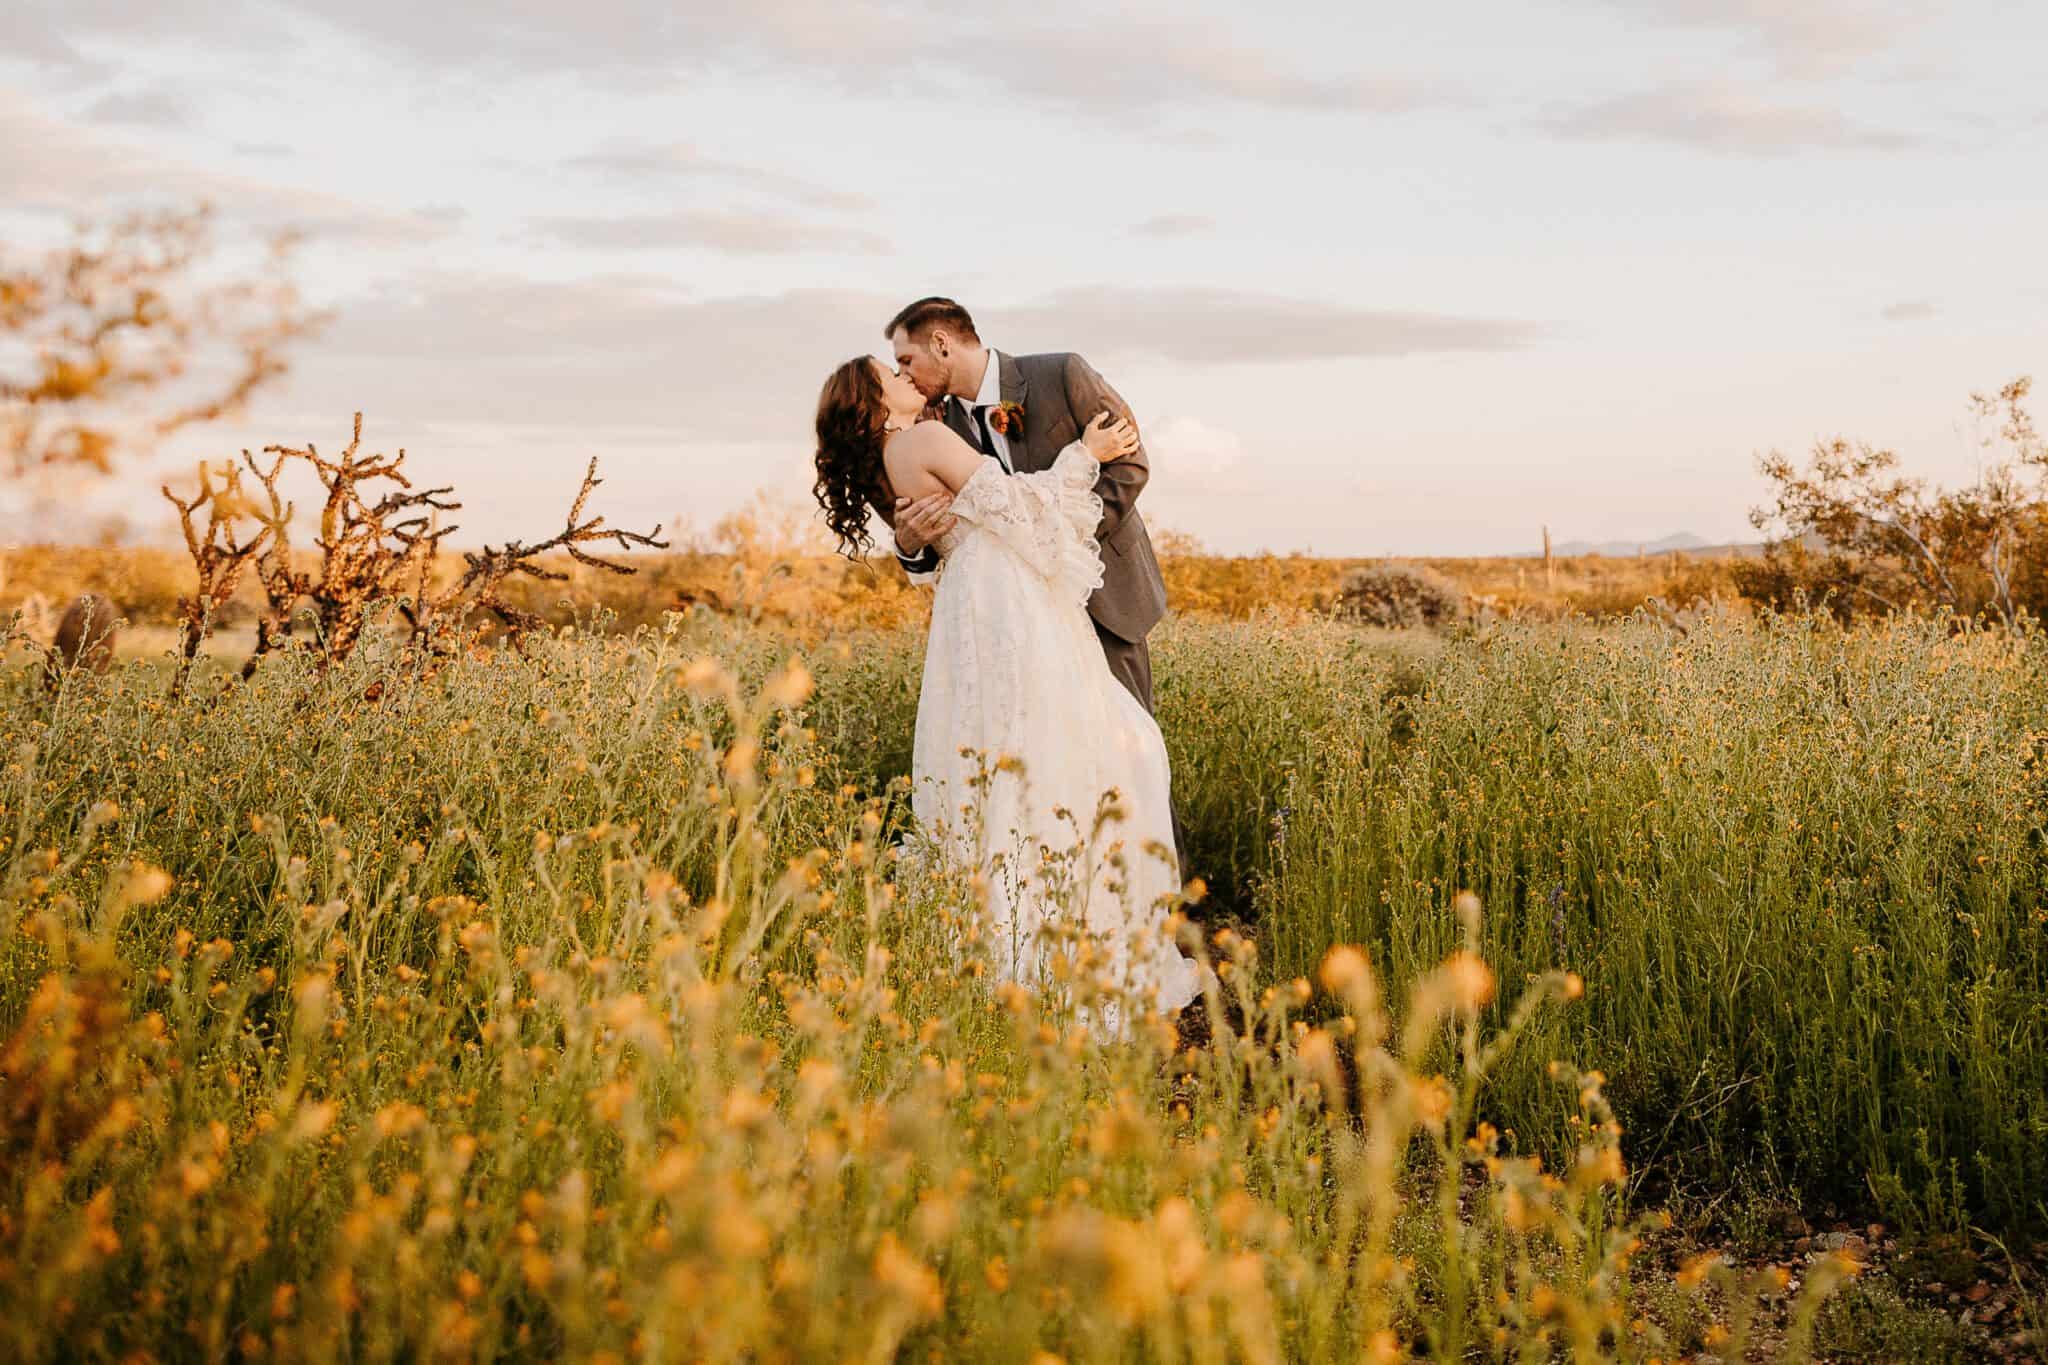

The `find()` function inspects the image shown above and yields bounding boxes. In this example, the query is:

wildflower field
[2,608,2043,1361]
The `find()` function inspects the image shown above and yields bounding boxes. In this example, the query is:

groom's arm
[1061,353,1148,543]
[869,493,941,581]
[897,542,940,579]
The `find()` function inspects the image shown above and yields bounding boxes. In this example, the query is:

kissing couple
[811,297,1204,1031]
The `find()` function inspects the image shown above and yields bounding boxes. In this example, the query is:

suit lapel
[997,350,1034,470]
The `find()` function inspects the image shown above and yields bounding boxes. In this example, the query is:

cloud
[1145,416,1244,482]
[1612,0,1906,79]
[0,7,87,68]
[277,278,1537,458]
[564,140,871,211]
[279,277,1520,548]
[992,288,1542,365]
[29,0,1462,121]
[1879,299,1937,322]
[300,277,893,443]
[1136,416,1263,539]
[1131,214,1214,239]
[15,0,294,48]
[0,90,451,245]
[989,19,1458,115]
[532,209,889,256]
[1541,83,1912,153]
[83,87,198,128]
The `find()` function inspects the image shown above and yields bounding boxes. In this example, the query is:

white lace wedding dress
[911,440,1203,1030]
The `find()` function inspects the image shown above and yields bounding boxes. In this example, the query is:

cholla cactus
[162,457,278,686]
[410,455,669,653]
[242,413,459,675]
[162,414,668,682]
[1335,561,1467,629]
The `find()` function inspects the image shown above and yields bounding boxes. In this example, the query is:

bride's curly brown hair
[813,357,891,559]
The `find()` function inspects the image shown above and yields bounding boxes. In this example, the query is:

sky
[3,0,2046,555]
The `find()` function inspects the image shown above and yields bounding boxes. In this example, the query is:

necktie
[970,404,997,461]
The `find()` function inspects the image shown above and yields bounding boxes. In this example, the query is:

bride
[812,356,1203,1027]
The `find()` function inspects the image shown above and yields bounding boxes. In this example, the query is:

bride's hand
[1081,412,1140,463]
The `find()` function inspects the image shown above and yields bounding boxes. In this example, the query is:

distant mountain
[1542,532,1714,558]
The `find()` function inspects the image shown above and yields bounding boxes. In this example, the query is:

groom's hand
[894,493,957,555]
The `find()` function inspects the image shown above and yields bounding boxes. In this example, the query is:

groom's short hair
[886,297,979,344]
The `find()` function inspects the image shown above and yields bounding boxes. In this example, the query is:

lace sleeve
[947,443,1104,606]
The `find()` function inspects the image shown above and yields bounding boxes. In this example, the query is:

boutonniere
[986,400,1025,437]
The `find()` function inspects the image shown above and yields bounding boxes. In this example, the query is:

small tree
[1739,378,2046,624]
[2,205,317,478]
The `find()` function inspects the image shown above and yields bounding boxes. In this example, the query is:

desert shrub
[1334,561,1467,629]
[1814,1276,1985,1362]
[1742,376,2048,623]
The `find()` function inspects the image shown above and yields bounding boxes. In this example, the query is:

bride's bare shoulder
[885,419,979,493]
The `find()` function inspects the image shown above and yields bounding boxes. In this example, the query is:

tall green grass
[1249,611,2048,1232]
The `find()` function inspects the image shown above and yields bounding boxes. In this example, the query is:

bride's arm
[885,414,1137,502]
[910,413,1134,601]
[1064,413,1142,471]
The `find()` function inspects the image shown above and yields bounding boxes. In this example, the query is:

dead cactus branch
[162,459,279,690]
[164,417,666,679]
[436,458,669,645]
[248,413,461,672]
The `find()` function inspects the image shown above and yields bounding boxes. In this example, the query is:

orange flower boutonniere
[986,400,1025,437]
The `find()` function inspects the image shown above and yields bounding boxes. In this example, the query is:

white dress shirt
[957,349,1013,473]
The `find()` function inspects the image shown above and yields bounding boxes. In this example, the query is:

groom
[880,297,1170,712]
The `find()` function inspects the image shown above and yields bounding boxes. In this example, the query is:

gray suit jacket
[890,350,1168,645]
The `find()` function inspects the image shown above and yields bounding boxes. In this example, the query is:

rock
[1967,1282,1992,1303]
[46,592,120,686]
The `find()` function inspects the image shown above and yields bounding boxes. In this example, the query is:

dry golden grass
[4,542,1750,650]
